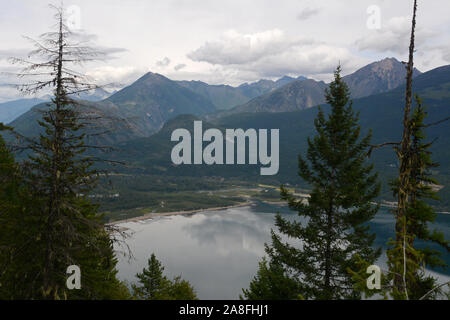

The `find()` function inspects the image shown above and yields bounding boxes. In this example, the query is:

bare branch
[419,281,450,300]
[367,141,401,157]
[424,116,450,128]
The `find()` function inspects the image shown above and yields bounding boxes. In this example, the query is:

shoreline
[106,201,252,226]
[106,198,450,227]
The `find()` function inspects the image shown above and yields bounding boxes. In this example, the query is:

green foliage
[0,113,130,300]
[385,95,449,300]
[132,253,198,300]
[347,254,389,300]
[0,134,30,298]
[244,66,382,300]
[241,257,301,300]
[161,276,198,300]
[132,254,165,299]
[0,6,130,300]
[75,65,450,213]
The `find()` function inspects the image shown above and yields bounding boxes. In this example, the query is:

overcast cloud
[297,6,321,21]
[0,0,449,102]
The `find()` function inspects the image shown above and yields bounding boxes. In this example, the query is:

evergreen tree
[249,66,381,300]
[132,253,197,300]
[0,132,34,298]
[0,128,54,299]
[241,258,301,300]
[132,254,166,299]
[162,276,198,300]
[0,5,129,299]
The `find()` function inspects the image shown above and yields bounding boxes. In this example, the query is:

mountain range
[210,58,422,118]
[6,57,424,140]
[2,57,450,209]
[0,88,113,124]
[176,75,308,111]
[103,63,450,207]
[0,98,44,124]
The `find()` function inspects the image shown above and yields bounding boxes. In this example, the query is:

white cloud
[156,57,171,67]
[0,86,23,103]
[249,44,360,77]
[0,49,30,61]
[188,29,363,80]
[0,0,449,100]
[85,65,143,87]
[188,29,315,66]
[297,7,321,20]
[174,63,186,71]
[355,16,436,54]
[440,46,450,63]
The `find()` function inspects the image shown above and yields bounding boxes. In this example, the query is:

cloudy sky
[0,0,449,101]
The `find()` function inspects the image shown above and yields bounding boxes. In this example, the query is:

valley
[3,58,450,219]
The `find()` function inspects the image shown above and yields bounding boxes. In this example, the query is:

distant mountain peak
[226,78,327,114]
[277,75,295,82]
[213,57,426,118]
[342,57,422,98]
[137,71,171,83]
[275,75,307,83]
[354,57,422,76]
[102,70,216,135]
[367,57,420,75]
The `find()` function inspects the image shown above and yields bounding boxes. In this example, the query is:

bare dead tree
[366,0,449,300]
[1,4,130,299]
[390,0,419,299]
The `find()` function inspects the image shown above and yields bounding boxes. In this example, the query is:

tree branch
[367,142,401,157]
[424,116,450,128]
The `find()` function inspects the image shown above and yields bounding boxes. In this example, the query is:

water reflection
[182,208,275,257]
[114,203,449,299]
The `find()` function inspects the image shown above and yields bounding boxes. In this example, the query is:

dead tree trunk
[393,0,417,297]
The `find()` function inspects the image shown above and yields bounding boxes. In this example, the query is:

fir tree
[132,253,198,300]
[241,257,301,300]
[251,66,381,300]
[132,254,166,300]
[162,276,198,300]
[0,4,129,299]
[0,133,31,298]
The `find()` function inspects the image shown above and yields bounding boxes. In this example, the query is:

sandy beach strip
[106,201,252,226]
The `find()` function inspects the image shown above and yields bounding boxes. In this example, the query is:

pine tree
[132,254,166,299]
[241,257,301,300]
[0,133,30,298]
[0,127,50,299]
[132,253,198,300]
[408,97,449,270]
[162,276,198,300]
[0,5,129,299]
[251,66,381,300]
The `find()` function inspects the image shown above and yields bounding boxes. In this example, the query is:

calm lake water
[114,202,449,299]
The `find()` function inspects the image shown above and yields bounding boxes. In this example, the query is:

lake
[114,202,449,299]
